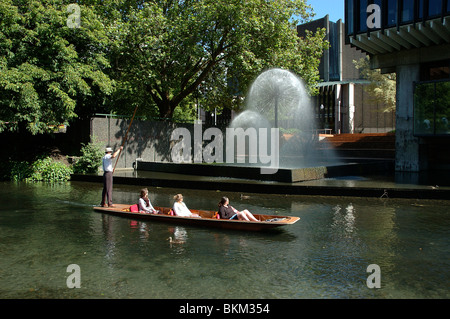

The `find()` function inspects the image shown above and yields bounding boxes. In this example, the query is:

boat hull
[93,204,299,232]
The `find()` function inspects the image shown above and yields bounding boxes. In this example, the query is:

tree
[0,0,115,134]
[354,56,396,113]
[107,0,328,120]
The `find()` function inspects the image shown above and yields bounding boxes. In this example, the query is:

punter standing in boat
[218,197,259,222]
[100,146,123,208]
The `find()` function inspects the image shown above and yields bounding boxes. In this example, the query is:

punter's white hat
[105,147,113,153]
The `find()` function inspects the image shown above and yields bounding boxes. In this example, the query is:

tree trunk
[157,99,174,120]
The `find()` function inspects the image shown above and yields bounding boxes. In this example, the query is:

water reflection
[101,215,117,263]
[331,203,357,236]
[129,220,151,241]
[168,226,188,251]
[0,181,449,299]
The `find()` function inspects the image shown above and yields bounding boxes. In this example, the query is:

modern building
[297,15,395,135]
[345,0,450,171]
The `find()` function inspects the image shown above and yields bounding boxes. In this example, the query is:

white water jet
[246,68,313,130]
[229,68,340,169]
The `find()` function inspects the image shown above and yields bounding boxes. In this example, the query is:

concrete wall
[353,84,396,134]
[370,44,450,172]
[91,117,234,169]
[395,64,421,172]
[91,117,180,169]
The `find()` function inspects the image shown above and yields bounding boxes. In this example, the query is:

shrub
[27,157,73,182]
[72,140,104,174]
[9,161,32,182]
[3,157,72,182]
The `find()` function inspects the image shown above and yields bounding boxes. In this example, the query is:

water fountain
[136,68,393,183]
[229,68,341,172]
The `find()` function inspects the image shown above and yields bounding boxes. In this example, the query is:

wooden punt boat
[93,204,300,232]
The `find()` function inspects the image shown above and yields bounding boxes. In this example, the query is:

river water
[0,181,448,299]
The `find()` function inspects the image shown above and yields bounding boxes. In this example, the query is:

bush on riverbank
[28,157,73,182]
[0,140,103,182]
[3,157,73,182]
[72,140,104,174]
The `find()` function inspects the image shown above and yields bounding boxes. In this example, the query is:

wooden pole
[113,106,139,174]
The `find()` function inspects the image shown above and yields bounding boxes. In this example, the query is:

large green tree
[107,0,328,120]
[0,0,328,131]
[354,56,396,113]
[0,0,114,134]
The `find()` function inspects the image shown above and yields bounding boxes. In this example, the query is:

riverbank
[71,170,450,200]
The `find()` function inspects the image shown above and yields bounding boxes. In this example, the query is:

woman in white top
[139,188,158,214]
[173,194,200,218]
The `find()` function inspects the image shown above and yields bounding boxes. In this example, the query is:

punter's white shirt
[102,154,113,172]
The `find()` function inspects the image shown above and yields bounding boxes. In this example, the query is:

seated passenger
[218,196,259,222]
[138,188,158,214]
[173,194,200,218]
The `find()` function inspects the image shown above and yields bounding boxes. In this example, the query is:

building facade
[345,0,450,171]
[297,16,395,135]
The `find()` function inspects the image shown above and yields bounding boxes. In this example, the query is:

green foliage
[354,56,396,113]
[9,161,32,182]
[106,0,328,119]
[4,157,72,182]
[0,0,115,134]
[72,140,104,174]
[27,157,73,182]
[0,0,328,128]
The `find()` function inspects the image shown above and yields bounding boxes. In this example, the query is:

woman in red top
[218,197,259,222]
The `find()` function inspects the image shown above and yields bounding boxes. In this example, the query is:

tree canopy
[0,0,114,134]
[0,0,328,133]
[107,0,328,119]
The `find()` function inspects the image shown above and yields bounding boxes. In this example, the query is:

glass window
[447,0,450,12]
[387,0,398,26]
[428,0,443,17]
[401,0,415,22]
[414,83,436,135]
[359,0,368,32]
[419,0,424,19]
[414,80,450,136]
[435,82,450,135]
[347,0,354,34]
[373,0,382,8]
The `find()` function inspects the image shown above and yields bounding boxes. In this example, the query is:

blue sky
[306,0,345,23]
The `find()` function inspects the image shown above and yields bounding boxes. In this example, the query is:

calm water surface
[0,181,448,299]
